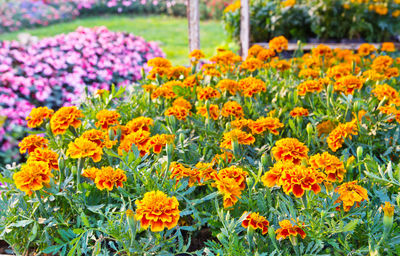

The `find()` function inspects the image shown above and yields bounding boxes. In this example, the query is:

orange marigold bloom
[148,57,172,68]
[118,129,150,156]
[384,67,399,79]
[221,101,244,119]
[126,117,153,133]
[220,129,255,150]
[297,80,324,96]
[242,212,269,234]
[95,89,108,96]
[95,109,120,130]
[148,134,174,154]
[230,118,249,129]
[382,202,395,218]
[201,64,222,77]
[82,167,99,181]
[240,57,263,72]
[326,64,358,80]
[269,36,288,53]
[218,166,248,190]
[257,48,276,61]
[335,181,368,211]
[217,79,239,95]
[195,162,217,182]
[271,138,309,165]
[197,104,220,120]
[371,55,393,73]
[378,106,400,123]
[334,75,363,95]
[275,220,306,241]
[67,137,103,162]
[312,44,333,58]
[210,50,242,67]
[261,161,295,187]
[309,152,346,182]
[13,161,53,195]
[270,59,291,71]
[82,129,117,149]
[170,162,200,187]
[238,77,266,97]
[372,84,399,104]
[94,166,127,191]
[19,135,48,154]
[247,44,264,57]
[168,66,189,79]
[298,68,320,79]
[165,106,190,121]
[197,87,221,101]
[290,107,309,118]
[151,82,179,99]
[381,42,396,52]
[189,49,205,60]
[248,117,284,135]
[363,69,385,81]
[50,106,84,135]
[213,175,243,208]
[183,74,203,88]
[358,43,376,56]
[172,97,192,110]
[142,84,157,92]
[135,191,180,232]
[213,151,234,164]
[26,106,54,128]
[327,120,358,152]
[27,148,59,171]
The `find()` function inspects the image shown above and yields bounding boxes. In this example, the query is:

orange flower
[195,162,217,182]
[240,57,263,72]
[183,74,203,88]
[172,97,192,110]
[197,87,221,101]
[257,49,276,61]
[148,57,172,68]
[218,166,248,190]
[371,55,393,73]
[95,89,108,96]
[297,80,324,96]
[220,129,255,150]
[19,135,48,154]
[334,75,363,95]
[142,84,157,93]
[26,107,53,128]
[94,166,127,191]
[358,43,376,56]
[379,105,400,123]
[326,63,358,80]
[248,117,284,135]
[382,201,395,218]
[135,191,180,232]
[363,69,385,81]
[381,42,396,52]
[290,107,309,118]
[148,134,174,154]
[247,44,264,57]
[309,152,346,182]
[202,63,221,77]
[81,129,117,149]
[270,59,291,71]
[384,67,399,79]
[221,101,244,119]
[151,82,179,99]
[275,219,306,241]
[269,36,288,53]
[242,212,269,234]
[261,161,295,187]
[82,167,99,181]
[238,77,266,97]
[230,118,249,129]
[317,120,336,138]
[165,106,190,121]
[312,44,333,58]
[50,106,84,135]
[13,161,53,195]
[213,175,243,208]
[168,66,189,79]
[197,104,220,120]
[271,138,309,165]
[125,117,153,133]
[66,137,103,162]
[95,109,120,130]
[189,49,205,60]
[118,129,150,156]
[298,68,319,79]
[170,162,200,187]
[335,181,368,211]
[372,84,399,105]
[27,148,59,171]
[212,151,234,164]
[327,120,358,152]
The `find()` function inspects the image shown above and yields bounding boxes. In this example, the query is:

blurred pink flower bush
[0,26,164,163]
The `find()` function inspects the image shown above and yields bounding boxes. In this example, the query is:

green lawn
[0,15,235,65]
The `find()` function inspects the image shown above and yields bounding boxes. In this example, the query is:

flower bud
[356,146,363,160]
[382,202,394,235]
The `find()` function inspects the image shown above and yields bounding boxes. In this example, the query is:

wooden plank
[240,0,250,59]
[254,42,400,51]
[187,0,200,52]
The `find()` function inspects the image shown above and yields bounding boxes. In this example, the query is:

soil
[0,240,13,255]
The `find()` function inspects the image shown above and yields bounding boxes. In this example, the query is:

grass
[0,15,235,65]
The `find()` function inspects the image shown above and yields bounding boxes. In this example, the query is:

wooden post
[240,0,250,59]
[187,0,200,52]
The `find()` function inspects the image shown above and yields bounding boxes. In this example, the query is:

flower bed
[0,37,400,255]
[0,26,164,164]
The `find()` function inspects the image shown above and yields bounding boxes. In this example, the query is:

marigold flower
[95,89,108,96]
[168,66,189,79]
[297,80,324,96]
[309,152,346,182]
[275,219,306,241]
[257,49,276,62]
[213,175,243,208]
[248,117,284,135]
[298,68,319,79]
[135,191,180,232]
[384,67,399,79]
[165,106,190,121]
[379,105,400,123]
[221,101,244,119]
[197,104,220,120]
[195,162,217,182]
[148,57,172,68]
[218,166,248,190]
[50,106,84,135]
[334,75,363,95]
[148,134,174,154]
[372,84,399,104]
[189,49,205,60]
[82,129,117,149]
[213,151,234,164]
[327,120,358,152]
[240,57,263,72]
[26,107,54,128]
[142,84,157,92]
[67,137,103,162]
[172,97,192,110]
[242,212,269,234]
[217,79,239,95]
[290,107,309,118]
[358,43,376,56]
[210,50,242,67]
[335,181,368,211]
[95,110,120,130]
[371,55,393,73]
[269,36,288,53]
[27,148,59,171]
[317,120,336,138]
[94,166,127,191]
[382,201,395,218]
[118,129,150,156]
[183,74,203,88]
[197,87,221,101]
[271,138,309,165]
[312,44,333,58]
[170,162,200,187]
[201,63,221,77]
[13,161,53,195]
[327,63,358,80]
[238,77,266,97]
[363,69,384,81]
[82,167,99,181]
[282,0,296,8]
[220,129,255,150]
[270,59,291,71]
[381,42,396,52]
[151,82,178,99]
[261,161,295,187]
[125,117,153,133]
[19,135,48,154]
[230,118,249,129]
[248,44,264,57]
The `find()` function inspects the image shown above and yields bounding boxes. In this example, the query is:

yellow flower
[27,148,59,171]
[271,138,309,165]
[66,137,103,162]
[382,202,394,218]
[170,162,200,187]
[118,129,150,156]
[82,167,99,181]
[269,36,288,53]
[95,166,127,191]
[19,135,48,154]
[309,152,346,182]
[334,75,363,95]
[26,107,53,128]
[221,101,244,119]
[13,161,53,195]
[220,129,255,150]
[189,49,205,60]
[335,181,368,211]
[327,120,358,152]
[381,42,396,52]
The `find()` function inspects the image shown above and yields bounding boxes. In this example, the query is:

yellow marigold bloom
[326,63,359,80]
[148,134,174,154]
[378,105,400,123]
[384,67,399,79]
[147,57,172,68]
[151,82,179,100]
[381,42,396,52]
[165,106,191,121]
[26,107,54,128]
[189,49,205,60]
[201,63,221,77]
[269,36,288,53]
[261,161,295,187]
[297,80,324,96]
[248,44,264,57]
[382,202,395,218]
[172,97,192,110]
[217,79,239,95]
[197,104,220,120]
[82,129,116,149]
[220,129,255,150]
[298,68,320,79]
[335,181,368,211]
[358,43,376,56]
[213,175,243,208]
[218,166,248,190]
[95,109,120,130]
[312,44,333,58]
[371,55,393,73]
[290,107,309,118]
[271,138,309,165]
[238,77,266,97]
[282,0,296,7]
[27,148,59,171]
[363,69,385,81]
[67,137,103,162]
[95,166,127,191]
[221,101,244,119]
[118,129,150,156]
[50,106,83,135]
[242,212,269,234]
[210,50,242,67]
[168,66,190,79]
[142,84,157,92]
[197,87,221,101]
[230,118,249,129]
[13,161,53,195]
[135,191,180,232]
[126,117,153,133]
[275,220,306,241]
[183,74,203,88]
[309,152,346,182]
[372,84,399,104]
[257,48,276,61]
[334,75,363,95]
[248,117,284,135]
[270,59,291,71]
[327,120,358,152]
[82,167,99,181]
[170,162,200,187]
[240,57,263,72]
[195,162,217,182]
[19,135,48,154]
